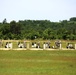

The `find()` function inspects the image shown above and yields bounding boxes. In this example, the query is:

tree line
[0,17,76,40]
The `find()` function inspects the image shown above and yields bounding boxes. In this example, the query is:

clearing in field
[0,50,76,75]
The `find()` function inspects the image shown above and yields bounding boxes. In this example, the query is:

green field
[0,50,76,75]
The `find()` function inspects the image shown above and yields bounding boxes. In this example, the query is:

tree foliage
[0,17,76,40]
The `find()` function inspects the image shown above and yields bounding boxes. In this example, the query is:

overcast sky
[0,0,76,22]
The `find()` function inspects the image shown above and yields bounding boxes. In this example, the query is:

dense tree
[10,21,22,35]
[0,17,76,40]
[2,24,10,35]
[2,18,7,24]
[70,17,76,21]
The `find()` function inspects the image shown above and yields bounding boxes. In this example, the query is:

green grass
[0,50,76,75]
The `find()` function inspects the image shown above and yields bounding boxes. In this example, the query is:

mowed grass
[0,50,76,75]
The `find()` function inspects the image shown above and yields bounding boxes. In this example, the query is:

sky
[0,0,76,22]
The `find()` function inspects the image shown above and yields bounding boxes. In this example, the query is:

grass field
[0,50,76,75]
